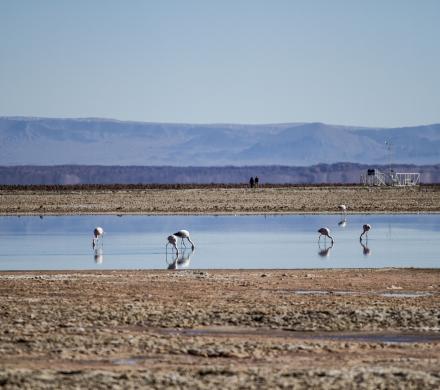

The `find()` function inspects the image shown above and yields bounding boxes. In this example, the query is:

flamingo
[174,229,195,250]
[166,235,179,255]
[317,227,334,244]
[92,226,104,249]
[338,204,347,217]
[360,224,371,241]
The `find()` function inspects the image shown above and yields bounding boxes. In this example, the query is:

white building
[361,169,420,186]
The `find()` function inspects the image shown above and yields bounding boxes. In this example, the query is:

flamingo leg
[167,243,178,255]
[187,237,195,250]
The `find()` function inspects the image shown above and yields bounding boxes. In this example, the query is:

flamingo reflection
[94,248,104,264]
[360,240,371,256]
[318,241,333,257]
[166,248,195,270]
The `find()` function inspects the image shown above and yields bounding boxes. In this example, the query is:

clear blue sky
[1,0,439,127]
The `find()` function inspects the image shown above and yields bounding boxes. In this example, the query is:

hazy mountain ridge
[1,117,439,166]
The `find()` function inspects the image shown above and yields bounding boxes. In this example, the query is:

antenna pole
[385,140,392,176]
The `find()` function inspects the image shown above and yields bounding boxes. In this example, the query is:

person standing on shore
[249,177,255,188]
[254,176,259,187]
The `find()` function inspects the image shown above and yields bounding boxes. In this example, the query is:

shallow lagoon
[0,214,438,270]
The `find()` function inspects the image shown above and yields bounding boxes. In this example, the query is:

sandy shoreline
[1,185,440,215]
[1,269,440,388]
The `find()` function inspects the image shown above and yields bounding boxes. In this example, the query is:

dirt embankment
[1,185,439,215]
[1,269,440,388]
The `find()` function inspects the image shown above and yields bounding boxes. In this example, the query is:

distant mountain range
[1,117,439,166]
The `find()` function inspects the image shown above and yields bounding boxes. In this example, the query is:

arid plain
[1,185,440,388]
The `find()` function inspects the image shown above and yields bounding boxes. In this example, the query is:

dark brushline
[1,183,439,192]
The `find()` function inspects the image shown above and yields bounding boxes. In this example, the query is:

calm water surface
[0,214,438,270]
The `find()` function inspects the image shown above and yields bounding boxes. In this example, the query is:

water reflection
[166,253,178,269]
[318,242,333,257]
[94,248,104,264]
[338,219,347,228]
[166,248,194,270]
[360,240,371,256]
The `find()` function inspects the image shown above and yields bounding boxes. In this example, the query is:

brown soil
[1,269,440,388]
[1,185,440,215]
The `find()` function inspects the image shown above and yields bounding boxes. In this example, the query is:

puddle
[111,358,141,366]
[165,327,440,344]
[288,290,434,298]
[0,214,439,270]
[291,290,360,296]
[379,292,433,298]
[292,290,331,295]
[315,333,440,344]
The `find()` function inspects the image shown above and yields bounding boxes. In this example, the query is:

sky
[0,0,439,127]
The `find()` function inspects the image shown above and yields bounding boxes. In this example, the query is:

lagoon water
[0,214,438,270]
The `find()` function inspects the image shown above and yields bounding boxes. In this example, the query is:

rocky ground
[0,184,439,215]
[1,269,440,388]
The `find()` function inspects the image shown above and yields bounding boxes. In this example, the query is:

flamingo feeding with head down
[317,227,334,244]
[360,224,371,241]
[92,226,104,249]
[174,230,195,250]
[166,234,179,255]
